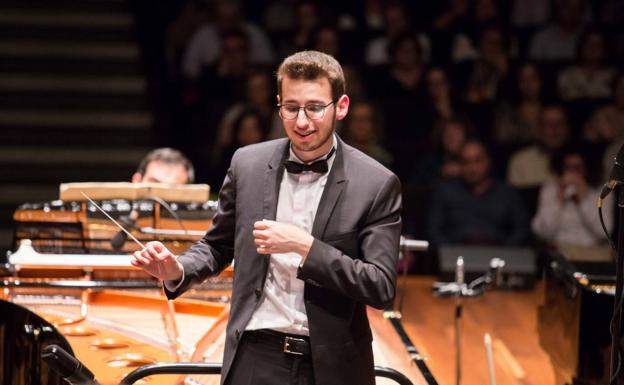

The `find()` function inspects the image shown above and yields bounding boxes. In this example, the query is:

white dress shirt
[245,136,336,335]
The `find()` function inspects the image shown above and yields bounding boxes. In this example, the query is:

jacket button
[254,288,262,298]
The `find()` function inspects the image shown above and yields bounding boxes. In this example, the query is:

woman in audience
[410,117,472,188]
[585,73,624,143]
[423,67,466,122]
[532,145,613,247]
[493,62,544,146]
[341,101,392,166]
[558,28,616,101]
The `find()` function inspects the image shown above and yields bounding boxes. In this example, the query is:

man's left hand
[253,220,314,258]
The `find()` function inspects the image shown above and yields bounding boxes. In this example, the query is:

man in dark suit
[132,51,402,385]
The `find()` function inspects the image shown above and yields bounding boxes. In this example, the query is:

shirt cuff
[163,267,185,292]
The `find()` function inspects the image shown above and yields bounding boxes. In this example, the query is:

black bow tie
[283,148,335,174]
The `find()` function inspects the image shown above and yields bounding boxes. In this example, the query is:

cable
[600,203,624,384]
[600,205,617,253]
[147,196,190,235]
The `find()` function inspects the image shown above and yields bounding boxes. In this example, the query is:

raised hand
[131,240,183,281]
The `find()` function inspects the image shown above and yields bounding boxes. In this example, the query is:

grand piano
[2,182,435,385]
[538,245,615,385]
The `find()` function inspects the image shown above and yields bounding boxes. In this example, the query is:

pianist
[131,147,194,185]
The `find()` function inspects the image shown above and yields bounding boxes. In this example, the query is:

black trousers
[224,331,315,385]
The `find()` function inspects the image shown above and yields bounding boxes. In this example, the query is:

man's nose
[295,108,309,127]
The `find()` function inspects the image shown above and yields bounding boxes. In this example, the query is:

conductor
[132,50,402,385]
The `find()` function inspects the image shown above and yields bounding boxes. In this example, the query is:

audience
[493,62,544,146]
[428,140,530,246]
[181,0,274,80]
[507,105,570,188]
[134,0,624,270]
[341,101,392,167]
[558,28,616,101]
[528,0,588,62]
[532,145,613,247]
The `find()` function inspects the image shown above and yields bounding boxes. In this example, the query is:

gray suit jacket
[166,136,402,385]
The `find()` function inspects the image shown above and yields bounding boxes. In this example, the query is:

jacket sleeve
[164,163,237,299]
[297,174,402,309]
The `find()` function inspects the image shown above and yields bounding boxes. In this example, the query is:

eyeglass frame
[277,100,336,121]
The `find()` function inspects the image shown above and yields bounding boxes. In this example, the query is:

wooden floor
[398,276,555,385]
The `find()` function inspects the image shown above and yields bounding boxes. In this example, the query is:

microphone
[564,185,577,201]
[110,210,139,251]
[41,345,98,385]
[599,143,624,207]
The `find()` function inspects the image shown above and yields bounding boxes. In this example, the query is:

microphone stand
[611,186,624,385]
[432,257,505,385]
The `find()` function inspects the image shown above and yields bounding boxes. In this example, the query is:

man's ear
[131,172,143,183]
[335,94,350,121]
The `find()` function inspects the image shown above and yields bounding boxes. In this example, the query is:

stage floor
[399,276,555,385]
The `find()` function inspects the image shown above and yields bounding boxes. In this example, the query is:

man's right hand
[132,241,183,282]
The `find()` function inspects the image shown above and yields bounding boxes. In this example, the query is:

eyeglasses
[277,101,335,120]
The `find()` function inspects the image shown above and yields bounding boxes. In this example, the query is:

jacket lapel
[312,138,347,239]
[263,139,289,221]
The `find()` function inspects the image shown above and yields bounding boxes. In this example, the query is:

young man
[132,147,195,185]
[132,51,402,385]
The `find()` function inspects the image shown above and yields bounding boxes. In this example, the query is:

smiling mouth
[295,130,315,138]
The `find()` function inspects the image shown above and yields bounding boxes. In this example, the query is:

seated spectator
[313,24,341,60]
[341,101,392,167]
[423,67,466,122]
[532,145,613,247]
[585,73,624,143]
[215,69,281,153]
[493,62,544,146]
[528,0,588,62]
[507,105,570,188]
[210,110,267,187]
[365,1,431,66]
[453,24,510,104]
[428,140,530,246]
[411,118,472,188]
[276,1,320,57]
[132,148,194,185]
[558,28,616,101]
[369,32,427,180]
[181,0,274,80]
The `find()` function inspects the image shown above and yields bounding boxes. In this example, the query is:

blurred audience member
[210,109,267,186]
[510,0,550,29]
[411,118,472,187]
[428,140,530,246]
[454,24,509,103]
[365,1,430,66]
[450,0,502,62]
[182,0,274,80]
[215,69,280,154]
[558,28,616,101]
[369,32,427,180]
[585,73,624,143]
[529,0,588,62]
[313,24,341,60]
[423,67,466,122]
[532,145,613,247]
[277,1,320,57]
[133,148,194,185]
[507,105,570,188]
[341,101,392,166]
[493,62,544,145]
